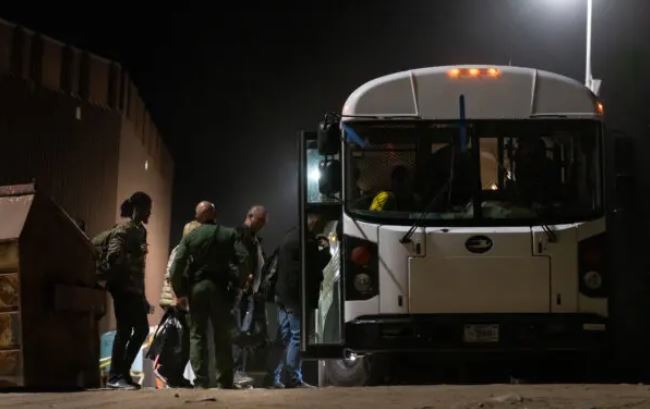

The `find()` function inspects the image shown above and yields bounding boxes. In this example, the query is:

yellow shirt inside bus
[369,191,394,211]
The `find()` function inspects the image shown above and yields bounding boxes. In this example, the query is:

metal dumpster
[0,183,105,389]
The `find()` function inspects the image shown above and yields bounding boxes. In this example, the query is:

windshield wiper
[400,172,454,244]
[534,204,558,244]
[540,223,557,243]
[401,95,466,244]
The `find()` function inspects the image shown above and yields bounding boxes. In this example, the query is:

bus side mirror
[317,116,341,155]
[319,160,341,195]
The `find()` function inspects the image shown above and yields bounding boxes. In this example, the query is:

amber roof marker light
[487,67,501,78]
[447,67,501,79]
[447,68,461,78]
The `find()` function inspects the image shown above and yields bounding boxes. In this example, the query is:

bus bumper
[345,314,607,356]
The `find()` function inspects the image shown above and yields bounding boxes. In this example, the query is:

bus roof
[342,65,602,120]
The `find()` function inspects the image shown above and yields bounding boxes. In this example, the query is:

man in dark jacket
[232,205,268,387]
[268,215,330,388]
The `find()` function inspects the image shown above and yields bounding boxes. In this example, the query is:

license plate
[463,324,499,343]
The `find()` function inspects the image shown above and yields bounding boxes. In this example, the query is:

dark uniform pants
[109,291,149,381]
[189,279,234,387]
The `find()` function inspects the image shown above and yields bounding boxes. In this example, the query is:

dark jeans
[109,291,149,381]
[271,306,302,385]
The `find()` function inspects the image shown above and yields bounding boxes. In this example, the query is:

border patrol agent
[170,219,247,389]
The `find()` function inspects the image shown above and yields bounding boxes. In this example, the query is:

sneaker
[234,371,254,387]
[123,373,141,389]
[287,381,314,389]
[266,382,285,389]
[107,377,137,390]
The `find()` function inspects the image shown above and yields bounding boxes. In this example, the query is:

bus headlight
[583,270,603,291]
[353,273,373,295]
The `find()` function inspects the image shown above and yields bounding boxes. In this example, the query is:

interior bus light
[468,68,480,77]
[487,67,500,77]
[596,102,604,115]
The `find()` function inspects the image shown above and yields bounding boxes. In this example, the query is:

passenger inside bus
[369,165,420,212]
[419,145,475,213]
[348,166,376,210]
[512,138,562,208]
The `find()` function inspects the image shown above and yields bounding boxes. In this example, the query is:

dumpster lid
[0,183,35,241]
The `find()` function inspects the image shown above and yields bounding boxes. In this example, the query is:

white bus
[298,65,608,385]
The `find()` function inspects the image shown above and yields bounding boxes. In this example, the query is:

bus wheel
[324,355,385,386]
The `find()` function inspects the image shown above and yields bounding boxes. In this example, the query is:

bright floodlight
[308,167,321,182]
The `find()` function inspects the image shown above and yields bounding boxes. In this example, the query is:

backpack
[259,247,280,302]
[91,228,117,282]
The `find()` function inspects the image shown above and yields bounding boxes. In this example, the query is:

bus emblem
[465,236,493,254]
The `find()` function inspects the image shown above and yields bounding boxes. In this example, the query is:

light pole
[585,0,592,88]
[541,0,601,93]
[585,0,602,94]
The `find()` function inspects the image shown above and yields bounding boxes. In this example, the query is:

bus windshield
[345,120,603,225]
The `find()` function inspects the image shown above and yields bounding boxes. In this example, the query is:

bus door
[298,130,344,359]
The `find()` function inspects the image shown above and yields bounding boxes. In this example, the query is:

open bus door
[298,129,344,359]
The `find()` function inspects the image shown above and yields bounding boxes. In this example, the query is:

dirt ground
[3,384,650,409]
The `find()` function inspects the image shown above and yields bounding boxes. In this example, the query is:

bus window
[480,137,499,191]
[345,120,602,225]
[478,121,602,221]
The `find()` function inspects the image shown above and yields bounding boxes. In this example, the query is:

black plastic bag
[147,307,189,383]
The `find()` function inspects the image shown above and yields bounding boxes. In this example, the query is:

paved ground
[3,384,650,409]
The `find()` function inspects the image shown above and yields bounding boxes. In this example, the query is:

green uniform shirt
[170,223,248,297]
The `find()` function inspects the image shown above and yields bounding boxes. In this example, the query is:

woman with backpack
[104,192,153,390]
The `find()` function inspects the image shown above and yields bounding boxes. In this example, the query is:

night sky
[2,0,650,252]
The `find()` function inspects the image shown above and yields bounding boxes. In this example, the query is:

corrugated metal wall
[0,18,175,331]
[115,119,173,327]
[0,78,122,237]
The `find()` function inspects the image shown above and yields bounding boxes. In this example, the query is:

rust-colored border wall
[0,17,175,332]
[113,119,173,328]
[0,78,122,236]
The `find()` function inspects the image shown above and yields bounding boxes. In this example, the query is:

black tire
[321,284,386,386]
[324,355,385,386]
